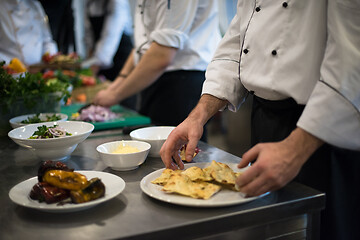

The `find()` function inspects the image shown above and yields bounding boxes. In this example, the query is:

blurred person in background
[39,0,75,54]
[0,0,58,66]
[82,0,135,109]
[93,0,221,140]
[82,0,133,81]
[160,1,360,240]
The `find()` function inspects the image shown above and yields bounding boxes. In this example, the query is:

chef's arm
[297,0,360,150]
[109,42,177,101]
[188,94,228,126]
[116,49,136,78]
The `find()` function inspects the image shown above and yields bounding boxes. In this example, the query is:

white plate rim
[9,171,125,213]
[140,162,269,207]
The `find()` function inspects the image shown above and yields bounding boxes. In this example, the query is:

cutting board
[61,104,151,131]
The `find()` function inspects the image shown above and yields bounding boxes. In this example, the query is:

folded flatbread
[204,160,238,185]
[182,166,213,181]
[151,169,181,186]
[162,174,221,200]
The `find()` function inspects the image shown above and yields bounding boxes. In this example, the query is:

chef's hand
[160,116,204,170]
[236,128,324,196]
[93,88,120,107]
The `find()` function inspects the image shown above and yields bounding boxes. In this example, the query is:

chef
[0,0,58,65]
[93,0,221,141]
[160,1,360,240]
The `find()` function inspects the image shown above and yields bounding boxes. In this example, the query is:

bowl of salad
[9,113,68,129]
[8,121,94,161]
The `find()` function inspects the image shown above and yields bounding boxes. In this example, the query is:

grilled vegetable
[70,178,105,203]
[38,160,74,182]
[29,182,70,204]
[30,160,106,205]
[42,170,88,191]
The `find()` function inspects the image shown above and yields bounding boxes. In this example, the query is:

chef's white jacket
[0,0,58,65]
[133,0,221,71]
[84,0,133,68]
[203,0,360,150]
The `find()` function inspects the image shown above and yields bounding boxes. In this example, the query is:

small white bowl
[96,140,151,171]
[129,126,175,157]
[9,113,68,129]
[8,121,94,161]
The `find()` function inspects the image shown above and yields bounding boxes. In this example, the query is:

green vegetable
[0,61,70,113]
[29,125,72,139]
[21,113,61,124]
[55,70,82,88]
[30,125,50,139]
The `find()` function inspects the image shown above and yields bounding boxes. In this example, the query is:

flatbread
[204,160,238,185]
[162,174,221,200]
[151,169,181,186]
[181,166,213,181]
[179,145,200,162]
[152,161,242,200]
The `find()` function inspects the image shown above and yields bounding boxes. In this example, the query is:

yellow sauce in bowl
[112,145,140,154]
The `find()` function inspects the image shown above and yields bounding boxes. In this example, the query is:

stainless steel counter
[0,130,325,240]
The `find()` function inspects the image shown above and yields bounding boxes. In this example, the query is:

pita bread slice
[182,166,213,181]
[204,160,237,185]
[151,169,181,185]
[162,174,221,200]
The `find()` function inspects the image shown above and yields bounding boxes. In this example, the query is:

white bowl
[8,121,94,161]
[9,113,68,129]
[129,126,175,157]
[96,140,151,171]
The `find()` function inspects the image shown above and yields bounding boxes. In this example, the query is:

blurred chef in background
[94,0,221,140]
[82,0,133,81]
[82,0,136,110]
[0,0,58,66]
[39,0,75,55]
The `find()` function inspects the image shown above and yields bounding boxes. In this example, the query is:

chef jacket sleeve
[202,4,247,112]
[149,0,199,49]
[297,0,360,150]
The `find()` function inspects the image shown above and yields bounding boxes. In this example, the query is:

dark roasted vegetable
[38,160,73,182]
[31,160,106,205]
[29,182,70,204]
[70,178,105,203]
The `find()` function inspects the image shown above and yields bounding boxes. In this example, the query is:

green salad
[21,114,62,124]
[29,125,72,139]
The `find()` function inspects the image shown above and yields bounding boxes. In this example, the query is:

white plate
[9,171,125,213]
[140,162,268,207]
[9,113,68,129]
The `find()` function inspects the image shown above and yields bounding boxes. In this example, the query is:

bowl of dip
[96,140,151,171]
